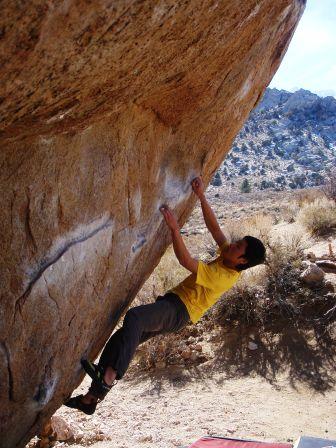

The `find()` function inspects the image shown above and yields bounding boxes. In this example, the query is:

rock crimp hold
[0,1,305,446]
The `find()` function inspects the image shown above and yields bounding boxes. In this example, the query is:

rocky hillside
[215,88,336,191]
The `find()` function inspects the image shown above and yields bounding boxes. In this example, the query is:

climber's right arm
[191,176,227,248]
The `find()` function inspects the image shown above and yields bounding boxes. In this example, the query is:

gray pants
[96,293,190,380]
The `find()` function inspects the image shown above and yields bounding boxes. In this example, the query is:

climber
[64,176,266,415]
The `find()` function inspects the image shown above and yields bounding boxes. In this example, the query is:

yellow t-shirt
[170,244,240,323]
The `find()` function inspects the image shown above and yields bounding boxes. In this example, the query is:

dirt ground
[52,354,336,448]
[47,313,336,448]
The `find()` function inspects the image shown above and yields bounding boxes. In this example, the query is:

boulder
[300,263,325,286]
[181,347,192,360]
[248,341,259,351]
[49,416,75,442]
[0,1,305,446]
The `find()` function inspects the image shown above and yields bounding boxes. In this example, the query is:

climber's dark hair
[236,235,266,271]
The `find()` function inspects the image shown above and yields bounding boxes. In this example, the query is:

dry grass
[224,213,274,244]
[294,188,324,207]
[279,189,325,224]
[280,202,300,224]
[297,197,336,236]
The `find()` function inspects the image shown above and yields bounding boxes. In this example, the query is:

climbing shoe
[64,394,97,415]
[81,359,115,400]
[81,359,104,383]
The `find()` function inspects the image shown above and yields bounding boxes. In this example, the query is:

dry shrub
[264,227,310,317]
[185,232,218,260]
[294,188,324,207]
[134,327,195,372]
[208,266,267,326]
[224,213,274,245]
[135,333,182,371]
[279,189,324,224]
[209,225,317,325]
[296,197,336,236]
[280,201,300,223]
[268,225,311,270]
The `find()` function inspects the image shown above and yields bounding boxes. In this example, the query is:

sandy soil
[51,359,336,448]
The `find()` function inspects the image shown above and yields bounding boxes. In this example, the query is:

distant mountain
[214,88,336,191]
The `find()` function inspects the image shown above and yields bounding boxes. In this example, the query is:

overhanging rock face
[0,1,305,446]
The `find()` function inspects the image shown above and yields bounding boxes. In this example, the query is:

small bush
[211,172,222,187]
[135,332,184,371]
[263,228,310,318]
[280,189,323,223]
[268,226,311,271]
[153,248,188,294]
[294,188,324,207]
[208,271,267,326]
[240,178,251,193]
[280,202,299,223]
[297,197,336,236]
[132,323,210,373]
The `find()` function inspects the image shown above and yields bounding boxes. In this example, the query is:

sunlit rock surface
[0,1,305,446]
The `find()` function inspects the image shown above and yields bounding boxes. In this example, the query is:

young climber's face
[222,239,248,268]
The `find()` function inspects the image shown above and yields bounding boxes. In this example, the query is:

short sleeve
[196,261,219,289]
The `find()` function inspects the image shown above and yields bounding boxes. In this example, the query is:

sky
[270,0,336,97]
